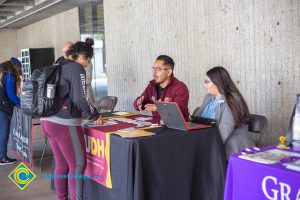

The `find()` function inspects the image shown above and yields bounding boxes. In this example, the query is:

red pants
[41,121,86,200]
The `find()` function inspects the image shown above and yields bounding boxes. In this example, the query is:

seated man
[133,55,190,121]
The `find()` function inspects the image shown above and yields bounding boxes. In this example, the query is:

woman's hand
[95,116,104,125]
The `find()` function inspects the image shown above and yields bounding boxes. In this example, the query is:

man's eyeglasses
[152,67,169,72]
[204,79,211,84]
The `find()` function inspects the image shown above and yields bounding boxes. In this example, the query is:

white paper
[82,120,118,127]
[238,149,300,164]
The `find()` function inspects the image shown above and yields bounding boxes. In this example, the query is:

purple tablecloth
[224,146,300,200]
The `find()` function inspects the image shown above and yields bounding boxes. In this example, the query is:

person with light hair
[62,41,73,58]
[55,41,74,64]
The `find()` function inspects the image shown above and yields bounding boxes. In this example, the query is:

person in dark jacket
[133,55,190,121]
[41,41,103,200]
[0,61,21,165]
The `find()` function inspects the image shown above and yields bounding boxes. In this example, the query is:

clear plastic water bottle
[46,84,56,99]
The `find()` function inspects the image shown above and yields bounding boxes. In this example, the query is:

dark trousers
[0,111,12,160]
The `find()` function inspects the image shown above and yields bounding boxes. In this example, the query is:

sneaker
[0,157,17,166]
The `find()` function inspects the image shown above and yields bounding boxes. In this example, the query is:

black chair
[248,114,268,146]
[97,96,118,113]
[193,108,268,145]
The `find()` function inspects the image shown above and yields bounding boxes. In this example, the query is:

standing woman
[0,61,21,165]
[41,41,103,200]
[193,66,254,160]
[10,57,23,96]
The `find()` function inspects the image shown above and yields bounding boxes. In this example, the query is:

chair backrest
[192,107,200,116]
[97,96,118,113]
[249,114,268,146]
[249,114,268,133]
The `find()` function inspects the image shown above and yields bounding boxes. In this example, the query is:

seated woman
[192,66,254,160]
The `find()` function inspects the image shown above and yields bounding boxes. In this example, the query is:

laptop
[155,101,212,131]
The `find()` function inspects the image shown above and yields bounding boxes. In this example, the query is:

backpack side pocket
[21,80,38,116]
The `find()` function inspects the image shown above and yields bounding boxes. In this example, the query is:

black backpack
[21,62,67,117]
[0,74,15,115]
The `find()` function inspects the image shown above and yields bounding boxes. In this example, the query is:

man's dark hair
[156,55,175,70]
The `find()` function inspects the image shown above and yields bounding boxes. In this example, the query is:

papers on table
[114,129,156,138]
[112,112,131,116]
[135,117,153,121]
[285,160,300,172]
[82,114,154,129]
[110,117,137,123]
[82,119,118,127]
[238,149,300,164]
[110,117,152,127]
[117,127,136,132]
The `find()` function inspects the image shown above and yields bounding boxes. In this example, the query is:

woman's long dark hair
[207,66,250,127]
[0,61,21,88]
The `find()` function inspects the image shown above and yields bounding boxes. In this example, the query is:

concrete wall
[0,7,79,61]
[104,0,300,145]
[0,29,18,62]
[17,7,80,60]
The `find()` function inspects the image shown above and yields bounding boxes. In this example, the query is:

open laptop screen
[155,101,189,130]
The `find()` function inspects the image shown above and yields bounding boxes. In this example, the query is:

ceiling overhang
[0,0,93,29]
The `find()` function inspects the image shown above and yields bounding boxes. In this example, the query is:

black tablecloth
[83,127,226,200]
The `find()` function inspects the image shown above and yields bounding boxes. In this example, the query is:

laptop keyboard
[187,122,203,127]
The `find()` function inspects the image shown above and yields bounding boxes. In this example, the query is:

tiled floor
[0,123,56,200]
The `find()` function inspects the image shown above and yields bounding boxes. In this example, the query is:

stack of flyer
[285,160,300,172]
[238,149,300,164]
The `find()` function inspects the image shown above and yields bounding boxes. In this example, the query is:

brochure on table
[238,149,300,164]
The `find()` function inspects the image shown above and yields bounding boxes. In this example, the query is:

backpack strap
[57,60,73,114]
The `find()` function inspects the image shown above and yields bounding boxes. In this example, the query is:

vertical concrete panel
[104,0,300,145]
[105,0,134,111]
